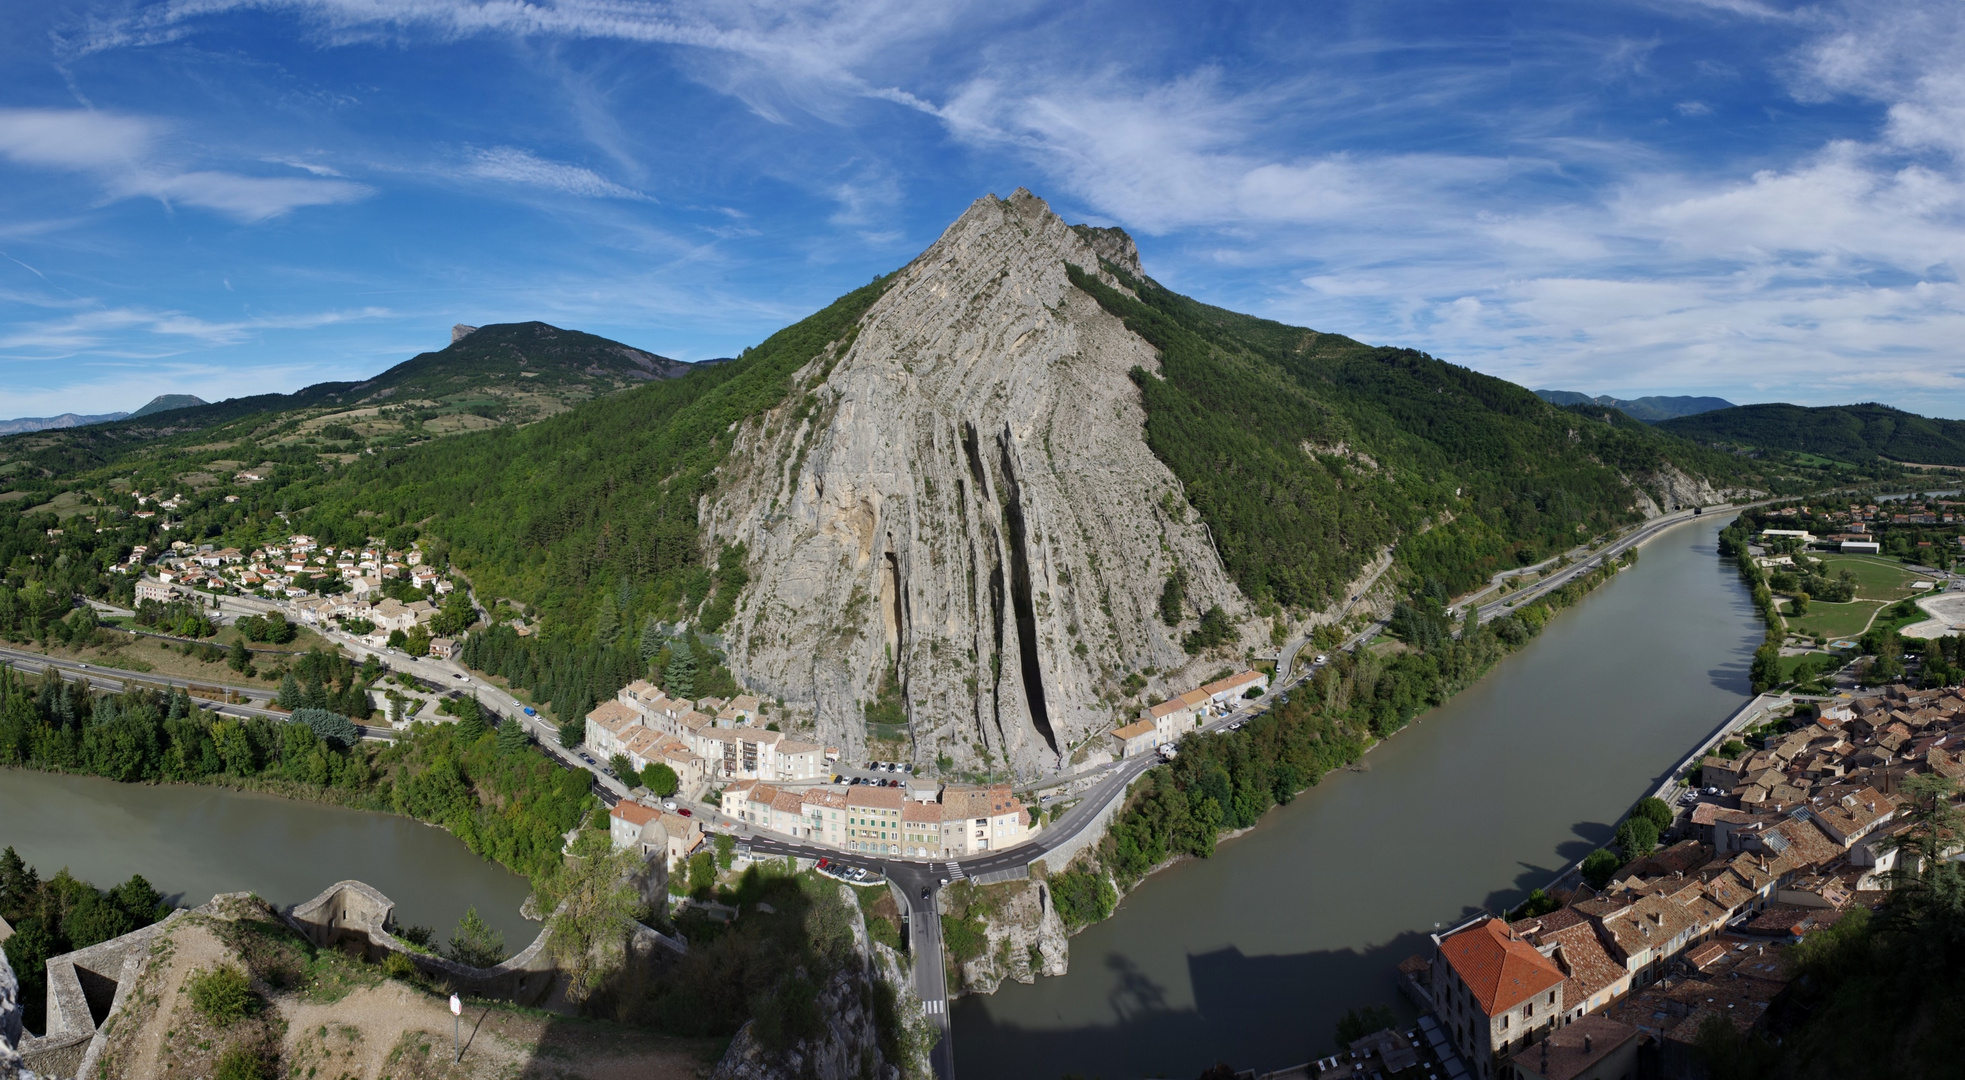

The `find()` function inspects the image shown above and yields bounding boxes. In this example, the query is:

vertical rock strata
[706,189,1248,777]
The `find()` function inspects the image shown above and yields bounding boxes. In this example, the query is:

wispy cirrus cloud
[464,146,649,200]
[0,303,392,356]
[0,108,370,222]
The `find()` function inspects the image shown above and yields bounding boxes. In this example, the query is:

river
[0,770,537,952]
[951,516,1763,1078]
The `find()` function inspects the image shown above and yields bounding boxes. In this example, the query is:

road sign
[450,993,462,1061]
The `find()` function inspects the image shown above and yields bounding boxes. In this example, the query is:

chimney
[1584,1032,1593,1054]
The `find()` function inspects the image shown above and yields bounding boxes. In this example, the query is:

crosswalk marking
[945,861,966,881]
[924,998,945,1014]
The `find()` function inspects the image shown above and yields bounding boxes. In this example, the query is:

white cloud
[0,304,392,355]
[465,146,649,200]
[0,108,371,222]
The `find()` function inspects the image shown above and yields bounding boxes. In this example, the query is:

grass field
[1778,651,1841,684]
[1786,599,1887,639]
[1816,554,1927,601]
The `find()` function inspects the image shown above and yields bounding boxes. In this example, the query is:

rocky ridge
[706,190,1252,777]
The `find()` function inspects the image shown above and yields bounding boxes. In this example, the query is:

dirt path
[113,919,233,1080]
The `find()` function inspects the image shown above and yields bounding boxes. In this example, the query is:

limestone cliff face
[705,190,1249,776]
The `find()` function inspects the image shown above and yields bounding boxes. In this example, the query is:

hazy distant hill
[126,394,208,419]
[1657,401,1965,466]
[0,410,128,436]
[0,394,210,435]
[1534,389,1735,423]
[0,322,702,473]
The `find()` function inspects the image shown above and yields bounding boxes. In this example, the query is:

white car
[1313,654,1328,664]
[664,800,678,811]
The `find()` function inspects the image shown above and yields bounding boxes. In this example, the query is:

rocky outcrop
[709,884,928,1080]
[0,946,35,1080]
[706,190,1253,777]
[1629,464,1761,518]
[949,878,1069,995]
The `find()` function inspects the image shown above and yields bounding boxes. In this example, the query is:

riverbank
[0,671,596,894]
[953,514,1764,1077]
[970,518,1699,987]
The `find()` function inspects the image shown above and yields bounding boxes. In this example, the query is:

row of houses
[134,533,449,602]
[1420,683,1965,1080]
[584,682,833,796]
[720,779,1033,859]
[1110,669,1268,757]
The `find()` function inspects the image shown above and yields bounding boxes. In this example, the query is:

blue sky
[1,0,1962,419]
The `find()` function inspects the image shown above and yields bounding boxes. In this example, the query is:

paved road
[1472,503,1759,625]
[0,645,404,739]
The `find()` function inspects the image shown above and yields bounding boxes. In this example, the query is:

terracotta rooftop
[1438,918,1566,1015]
[1505,1014,1638,1080]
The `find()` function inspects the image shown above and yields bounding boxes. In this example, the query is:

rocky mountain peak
[705,189,1248,778]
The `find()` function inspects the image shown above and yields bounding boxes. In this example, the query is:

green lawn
[1815,554,1928,601]
[1778,651,1841,684]
[1785,599,1886,639]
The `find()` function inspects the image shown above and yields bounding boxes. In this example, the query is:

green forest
[1660,402,1965,466]
[0,848,171,1034]
[1066,261,1768,603]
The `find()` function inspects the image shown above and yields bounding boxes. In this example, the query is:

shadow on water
[953,933,1438,1079]
[955,517,1767,1079]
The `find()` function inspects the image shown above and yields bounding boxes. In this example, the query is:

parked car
[663,800,677,810]
[817,857,830,870]
[452,672,466,680]
[1314,654,1328,664]
[676,808,693,817]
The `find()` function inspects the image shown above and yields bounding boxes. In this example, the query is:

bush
[380,952,417,979]
[1581,848,1622,890]
[213,1044,272,1080]
[447,906,505,968]
[292,707,358,749]
[187,964,258,1025]
[940,915,987,963]
[1049,868,1116,930]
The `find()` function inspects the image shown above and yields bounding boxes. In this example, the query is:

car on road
[452,673,466,680]
[663,800,677,810]
[920,887,931,899]
[676,808,692,817]
[522,706,537,716]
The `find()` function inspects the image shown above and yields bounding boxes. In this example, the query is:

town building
[1431,917,1567,1079]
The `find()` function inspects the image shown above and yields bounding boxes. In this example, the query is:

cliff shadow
[951,932,1430,1080]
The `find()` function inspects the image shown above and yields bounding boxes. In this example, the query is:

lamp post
[450,993,462,1062]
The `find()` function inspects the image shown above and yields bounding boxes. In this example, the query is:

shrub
[940,915,987,963]
[1049,869,1116,930]
[187,964,257,1025]
[380,951,418,979]
[446,907,505,968]
[213,1044,271,1080]
[1581,848,1622,890]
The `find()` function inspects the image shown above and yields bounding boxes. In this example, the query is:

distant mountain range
[0,394,208,436]
[1657,402,1965,467]
[1534,389,1735,423]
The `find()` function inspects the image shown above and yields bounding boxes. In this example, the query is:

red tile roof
[1440,917,1566,1015]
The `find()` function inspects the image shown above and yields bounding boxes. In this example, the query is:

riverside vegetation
[1046,550,1642,930]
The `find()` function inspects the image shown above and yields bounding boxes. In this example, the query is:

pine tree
[638,616,664,661]
[277,673,301,711]
[664,637,695,699]
[496,713,530,755]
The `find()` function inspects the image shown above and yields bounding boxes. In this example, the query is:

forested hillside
[1068,263,1764,602]
[0,322,693,480]
[1533,390,1734,423]
[1659,402,1965,465]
